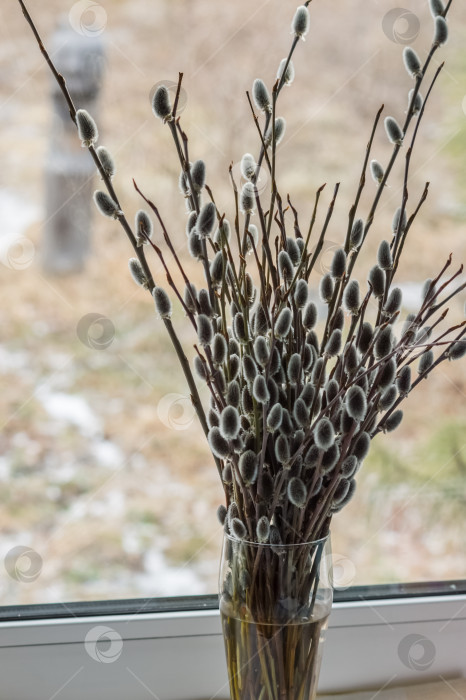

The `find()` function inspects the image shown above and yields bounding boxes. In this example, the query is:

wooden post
[42,17,105,274]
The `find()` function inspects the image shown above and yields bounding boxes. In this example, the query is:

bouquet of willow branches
[20,0,464,631]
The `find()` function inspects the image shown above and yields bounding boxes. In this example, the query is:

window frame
[1,589,465,699]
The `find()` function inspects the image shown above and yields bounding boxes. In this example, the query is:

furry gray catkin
[264,117,286,147]
[275,434,290,464]
[383,287,403,316]
[197,202,216,237]
[288,477,307,508]
[377,240,393,270]
[345,385,367,422]
[379,385,398,411]
[191,160,206,192]
[135,210,153,246]
[358,322,374,353]
[303,302,318,330]
[275,308,293,338]
[433,16,448,46]
[188,231,203,259]
[300,383,315,408]
[231,518,247,540]
[252,78,271,112]
[193,355,208,380]
[128,258,148,288]
[240,153,256,180]
[253,375,270,404]
[93,190,122,218]
[278,251,294,281]
[233,313,248,343]
[186,212,197,237]
[208,427,230,458]
[286,237,301,265]
[292,5,310,39]
[287,353,302,384]
[418,349,434,374]
[277,58,295,86]
[325,329,342,357]
[311,357,326,386]
[333,479,351,506]
[216,504,227,526]
[254,336,270,367]
[447,341,466,361]
[76,109,98,146]
[240,182,256,214]
[207,408,219,429]
[220,406,240,440]
[243,354,258,382]
[96,146,115,179]
[293,398,309,428]
[214,219,231,247]
[379,357,397,390]
[350,218,364,249]
[341,455,358,478]
[325,378,339,404]
[256,516,270,543]
[429,0,445,17]
[403,47,422,78]
[198,289,213,318]
[408,88,423,115]
[383,410,404,433]
[197,314,213,347]
[319,273,334,303]
[396,365,412,396]
[314,418,335,450]
[331,248,346,279]
[267,403,283,432]
[392,207,407,234]
[227,380,240,408]
[212,333,228,365]
[374,326,393,359]
[370,160,384,185]
[294,279,309,308]
[344,280,360,314]
[384,116,404,145]
[239,450,258,485]
[368,265,385,299]
[152,85,172,121]
[210,251,224,287]
[352,431,371,461]
[153,287,172,318]
[184,283,197,313]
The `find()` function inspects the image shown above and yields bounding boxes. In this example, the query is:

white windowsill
[0,594,465,700]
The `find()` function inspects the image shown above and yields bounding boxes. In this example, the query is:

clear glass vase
[219,533,333,700]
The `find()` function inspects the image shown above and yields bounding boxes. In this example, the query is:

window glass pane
[1,0,465,607]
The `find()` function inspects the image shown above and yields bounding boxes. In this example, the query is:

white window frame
[0,593,465,699]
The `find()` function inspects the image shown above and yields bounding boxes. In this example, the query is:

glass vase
[219,533,333,700]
